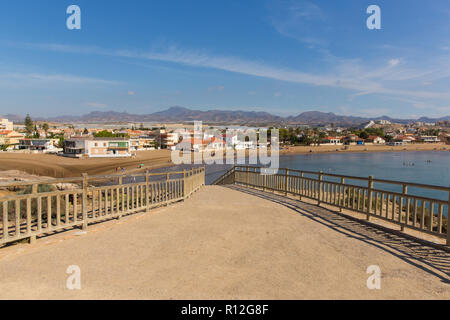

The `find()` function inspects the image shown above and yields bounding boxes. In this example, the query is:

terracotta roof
[209,137,225,144]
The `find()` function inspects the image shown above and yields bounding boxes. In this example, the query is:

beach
[278,143,448,155]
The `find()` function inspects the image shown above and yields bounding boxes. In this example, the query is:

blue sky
[1,0,450,118]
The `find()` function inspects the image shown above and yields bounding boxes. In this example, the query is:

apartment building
[0,118,13,131]
[18,138,60,152]
[64,137,131,158]
[0,130,24,149]
[160,131,180,149]
[130,136,157,151]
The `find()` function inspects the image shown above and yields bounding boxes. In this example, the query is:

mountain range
[2,106,450,126]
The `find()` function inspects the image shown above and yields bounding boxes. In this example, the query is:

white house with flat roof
[0,119,13,131]
[64,137,132,158]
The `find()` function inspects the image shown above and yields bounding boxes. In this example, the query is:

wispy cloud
[388,59,400,67]
[8,41,450,104]
[0,72,120,85]
[269,0,327,48]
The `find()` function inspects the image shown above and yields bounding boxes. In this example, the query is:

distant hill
[149,106,282,123]
[3,107,449,126]
[0,114,25,122]
[287,111,369,126]
[44,106,283,124]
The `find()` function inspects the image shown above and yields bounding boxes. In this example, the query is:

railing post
[401,184,408,231]
[203,167,206,186]
[190,168,194,196]
[183,170,187,199]
[367,176,374,221]
[145,170,150,213]
[117,175,123,219]
[318,171,323,206]
[447,191,450,246]
[263,168,266,192]
[284,169,289,196]
[340,178,345,212]
[299,172,304,201]
[29,184,38,244]
[246,166,249,186]
[82,173,88,230]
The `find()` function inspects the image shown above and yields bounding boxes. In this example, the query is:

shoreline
[277,143,449,156]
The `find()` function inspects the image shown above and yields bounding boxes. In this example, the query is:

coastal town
[0,115,449,158]
[1,1,450,304]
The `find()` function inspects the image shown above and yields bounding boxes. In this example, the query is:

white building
[364,121,376,129]
[321,136,343,145]
[367,136,386,145]
[64,137,132,158]
[0,118,13,131]
[421,136,440,143]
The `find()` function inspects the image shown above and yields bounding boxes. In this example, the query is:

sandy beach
[0,144,447,178]
[278,143,448,155]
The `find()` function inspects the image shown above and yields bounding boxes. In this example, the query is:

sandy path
[0,186,448,299]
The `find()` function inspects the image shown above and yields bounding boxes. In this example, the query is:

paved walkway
[0,186,448,299]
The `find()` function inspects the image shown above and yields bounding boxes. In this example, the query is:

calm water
[119,151,449,202]
[279,151,450,203]
[114,151,449,215]
[280,151,449,188]
[204,151,450,201]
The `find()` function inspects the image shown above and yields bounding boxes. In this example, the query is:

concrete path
[0,186,448,299]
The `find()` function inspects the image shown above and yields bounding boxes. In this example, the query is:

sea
[129,151,449,212]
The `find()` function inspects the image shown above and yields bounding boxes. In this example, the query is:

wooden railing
[214,166,450,246]
[0,167,205,247]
